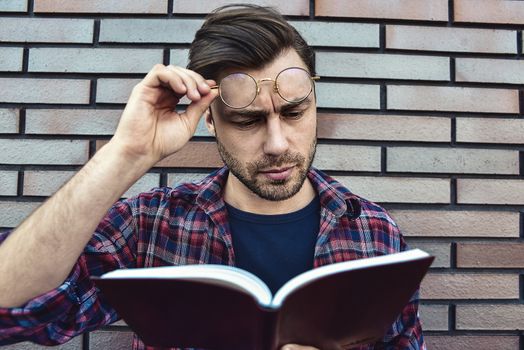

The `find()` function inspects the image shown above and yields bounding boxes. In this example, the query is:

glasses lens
[276,68,313,104]
[219,73,257,109]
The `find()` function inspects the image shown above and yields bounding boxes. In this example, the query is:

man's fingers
[183,68,213,95]
[280,345,320,350]
[182,88,218,128]
[167,66,201,101]
[141,64,215,104]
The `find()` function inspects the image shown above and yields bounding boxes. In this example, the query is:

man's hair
[187,4,315,80]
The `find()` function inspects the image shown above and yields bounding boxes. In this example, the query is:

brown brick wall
[0,0,523,349]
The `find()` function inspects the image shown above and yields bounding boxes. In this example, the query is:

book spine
[260,308,280,350]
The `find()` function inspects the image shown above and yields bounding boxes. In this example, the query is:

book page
[101,264,273,306]
[271,249,430,308]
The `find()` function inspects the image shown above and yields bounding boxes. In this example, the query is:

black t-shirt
[226,197,320,295]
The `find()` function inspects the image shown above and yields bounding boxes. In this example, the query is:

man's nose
[263,116,289,156]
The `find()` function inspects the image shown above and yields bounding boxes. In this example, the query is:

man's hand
[281,345,320,350]
[111,64,218,167]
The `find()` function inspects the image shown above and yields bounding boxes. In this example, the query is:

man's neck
[223,173,316,215]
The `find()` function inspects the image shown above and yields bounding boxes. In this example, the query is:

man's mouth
[258,166,294,181]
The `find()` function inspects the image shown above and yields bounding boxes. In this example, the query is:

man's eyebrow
[280,100,311,113]
[224,100,312,119]
[225,109,269,119]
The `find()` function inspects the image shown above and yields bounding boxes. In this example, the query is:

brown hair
[187,4,315,81]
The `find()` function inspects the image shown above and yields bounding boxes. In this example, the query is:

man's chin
[250,178,304,202]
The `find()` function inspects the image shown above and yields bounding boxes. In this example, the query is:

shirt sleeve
[0,199,138,346]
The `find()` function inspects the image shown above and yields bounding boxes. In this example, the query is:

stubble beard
[216,138,317,202]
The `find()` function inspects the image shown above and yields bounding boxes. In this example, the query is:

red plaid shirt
[0,167,425,350]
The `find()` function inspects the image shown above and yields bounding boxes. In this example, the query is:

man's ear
[205,108,216,136]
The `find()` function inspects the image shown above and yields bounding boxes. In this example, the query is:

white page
[271,249,430,308]
[101,264,273,306]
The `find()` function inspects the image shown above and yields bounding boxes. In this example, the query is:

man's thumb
[184,89,218,126]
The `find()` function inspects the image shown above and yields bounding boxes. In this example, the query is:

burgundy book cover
[93,255,433,350]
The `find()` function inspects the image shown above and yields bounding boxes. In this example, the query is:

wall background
[0,0,523,349]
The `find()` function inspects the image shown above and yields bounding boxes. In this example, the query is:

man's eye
[282,110,304,119]
[232,119,261,129]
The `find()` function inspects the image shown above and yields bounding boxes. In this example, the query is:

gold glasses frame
[210,67,320,109]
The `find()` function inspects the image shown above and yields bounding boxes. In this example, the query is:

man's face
[208,49,317,202]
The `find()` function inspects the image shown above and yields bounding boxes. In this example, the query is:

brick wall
[0,0,523,349]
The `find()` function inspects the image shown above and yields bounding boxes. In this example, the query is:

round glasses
[210,67,320,109]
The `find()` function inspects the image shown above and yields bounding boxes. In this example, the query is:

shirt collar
[195,166,360,220]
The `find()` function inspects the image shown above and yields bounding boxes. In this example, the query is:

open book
[92,249,433,350]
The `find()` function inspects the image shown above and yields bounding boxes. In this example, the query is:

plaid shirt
[0,167,425,350]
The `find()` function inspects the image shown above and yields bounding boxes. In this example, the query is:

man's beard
[216,139,317,201]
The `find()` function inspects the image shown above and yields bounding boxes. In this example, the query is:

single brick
[456,117,524,144]
[29,48,162,74]
[0,171,18,196]
[337,176,450,203]
[316,83,380,109]
[457,179,524,205]
[34,0,167,13]
[0,78,90,104]
[455,0,524,24]
[168,172,210,187]
[0,201,40,227]
[418,304,448,331]
[88,330,134,350]
[386,25,517,53]
[100,19,202,44]
[291,21,379,48]
[0,337,81,349]
[96,78,141,104]
[388,85,519,113]
[0,0,27,11]
[404,241,450,268]
[315,0,448,21]
[388,210,520,238]
[174,0,309,16]
[313,145,381,172]
[456,304,524,330]
[0,139,89,165]
[420,273,519,299]
[123,173,161,198]
[170,49,190,68]
[387,147,519,174]
[25,109,121,135]
[0,109,19,133]
[425,335,520,350]
[0,47,23,72]
[0,18,93,43]
[457,242,524,268]
[316,52,449,80]
[317,114,451,142]
[456,58,524,85]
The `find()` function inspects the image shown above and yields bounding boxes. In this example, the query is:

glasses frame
[210,67,320,109]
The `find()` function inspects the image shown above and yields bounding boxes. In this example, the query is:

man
[0,5,425,350]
